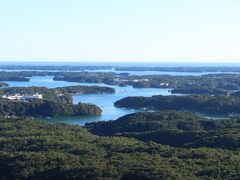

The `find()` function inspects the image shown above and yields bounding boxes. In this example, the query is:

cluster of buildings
[1,93,43,101]
[160,82,169,87]
[113,78,149,82]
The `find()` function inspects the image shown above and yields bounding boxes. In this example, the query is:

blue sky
[0,0,240,62]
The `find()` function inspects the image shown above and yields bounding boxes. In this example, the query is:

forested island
[0,82,8,87]
[53,72,240,94]
[53,85,115,94]
[0,86,117,117]
[114,95,240,115]
[2,64,240,72]
[0,97,101,117]
[0,72,30,81]
[171,88,228,95]
[1,70,240,96]
[0,115,239,179]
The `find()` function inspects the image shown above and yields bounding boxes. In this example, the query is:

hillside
[0,117,239,179]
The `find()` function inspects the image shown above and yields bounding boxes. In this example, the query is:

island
[0,97,101,117]
[0,86,113,117]
[171,88,228,95]
[0,82,8,87]
[1,70,240,95]
[0,72,30,81]
[114,95,240,115]
[53,85,115,94]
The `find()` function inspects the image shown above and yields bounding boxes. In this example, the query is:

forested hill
[0,86,115,99]
[0,86,118,117]
[0,117,239,179]
[86,111,240,149]
[0,98,102,117]
[114,95,240,115]
[53,85,115,94]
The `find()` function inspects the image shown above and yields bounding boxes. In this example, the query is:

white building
[2,93,43,101]
[22,93,43,100]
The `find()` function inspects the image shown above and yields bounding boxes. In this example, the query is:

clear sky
[0,0,240,62]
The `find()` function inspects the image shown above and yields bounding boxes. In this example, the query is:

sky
[0,0,240,63]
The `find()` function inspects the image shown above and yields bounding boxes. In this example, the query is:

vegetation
[114,95,240,115]
[0,117,239,179]
[0,97,102,117]
[2,65,240,72]
[171,88,228,95]
[0,87,61,102]
[230,91,240,97]
[53,85,115,94]
[115,66,240,72]
[53,72,240,92]
[0,86,119,117]
[0,72,29,81]
[0,82,8,87]
[53,72,115,84]
[86,110,240,149]
[1,70,240,93]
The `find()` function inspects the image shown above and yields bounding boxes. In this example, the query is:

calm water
[1,68,239,76]
[3,76,172,125]
[2,75,229,125]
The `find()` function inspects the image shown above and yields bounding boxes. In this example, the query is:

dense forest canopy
[114,95,240,115]
[0,117,239,179]
[0,97,102,117]
[0,86,115,102]
[0,82,8,87]
[53,85,115,94]
[0,86,111,117]
[86,111,240,149]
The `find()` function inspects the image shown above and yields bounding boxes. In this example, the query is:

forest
[0,82,8,87]
[0,97,102,117]
[0,115,239,179]
[1,71,240,95]
[0,86,108,117]
[114,95,240,115]
[86,110,240,149]
[2,65,240,72]
[53,85,115,94]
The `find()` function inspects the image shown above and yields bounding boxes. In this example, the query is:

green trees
[53,85,115,94]
[0,117,239,179]
[0,86,118,117]
[114,95,240,115]
[0,82,8,87]
[86,111,240,149]
[0,72,30,81]
[0,98,102,117]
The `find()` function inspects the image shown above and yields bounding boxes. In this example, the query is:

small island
[0,82,8,87]
[0,86,106,117]
[114,95,240,115]
[53,85,115,94]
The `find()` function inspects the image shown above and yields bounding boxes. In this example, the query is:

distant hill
[86,110,240,149]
